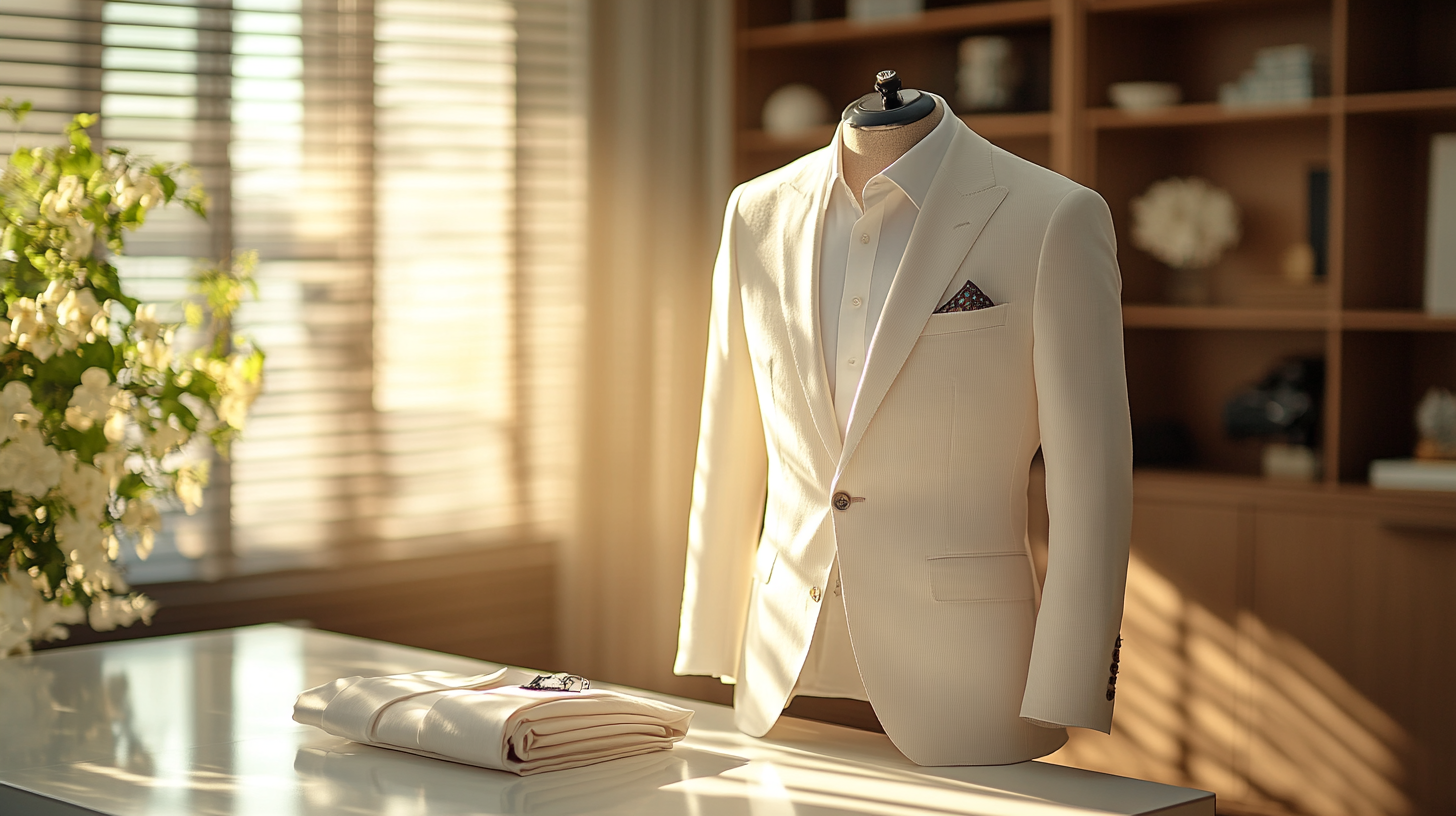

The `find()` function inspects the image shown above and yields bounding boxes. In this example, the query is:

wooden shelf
[1122,304,1329,329]
[1088,0,1313,14]
[738,1,1051,50]
[1340,310,1456,331]
[1133,467,1456,509]
[1123,307,1456,332]
[739,112,1051,153]
[1344,87,1456,115]
[1090,98,1332,129]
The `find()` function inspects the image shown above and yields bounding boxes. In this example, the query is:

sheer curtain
[0,0,586,577]
[561,0,733,697]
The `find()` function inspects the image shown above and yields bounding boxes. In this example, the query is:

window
[0,0,585,579]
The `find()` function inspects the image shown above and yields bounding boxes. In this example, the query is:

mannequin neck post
[840,99,944,208]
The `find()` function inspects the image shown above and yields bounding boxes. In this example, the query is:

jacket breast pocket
[921,302,1009,336]
[927,552,1033,602]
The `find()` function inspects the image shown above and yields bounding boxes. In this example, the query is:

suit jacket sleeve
[674,184,769,682]
[1020,185,1133,733]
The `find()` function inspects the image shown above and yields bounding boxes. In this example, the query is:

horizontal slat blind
[0,0,584,576]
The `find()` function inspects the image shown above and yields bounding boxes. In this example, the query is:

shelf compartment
[1346,0,1456,95]
[1123,305,1330,329]
[1338,330,1456,481]
[1342,107,1456,310]
[1344,87,1456,115]
[1091,98,1331,129]
[1096,118,1331,306]
[1085,1,1331,109]
[1126,327,1328,477]
[739,1,1052,50]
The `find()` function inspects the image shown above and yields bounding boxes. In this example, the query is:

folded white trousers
[294,670,694,775]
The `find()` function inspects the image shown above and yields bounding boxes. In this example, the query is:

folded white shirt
[294,669,694,775]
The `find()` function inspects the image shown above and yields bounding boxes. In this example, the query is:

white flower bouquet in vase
[1130,176,1241,306]
[0,104,263,656]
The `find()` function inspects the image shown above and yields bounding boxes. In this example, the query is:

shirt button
[810,586,822,602]
[851,297,862,307]
[848,358,857,366]
[859,233,869,244]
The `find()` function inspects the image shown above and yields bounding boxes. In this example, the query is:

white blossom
[58,456,109,523]
[0,428,64,499]
[175,462,208,515]
[85,592,156,633]
[114,170,164,212]
[205,355,263,429]
[132,304,174,370]
[0,381,41,444]
[121,499,161,560]
[146,419,189,458]
[92,448,128,490]
[60,220,95,261]
[64,367,118,432]
[40,175,86,223]
[57,288,101,338]
[1130,177,1241,271]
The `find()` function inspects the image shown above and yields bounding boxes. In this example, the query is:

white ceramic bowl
[762,83,830,137]
[1108,81,1182,113]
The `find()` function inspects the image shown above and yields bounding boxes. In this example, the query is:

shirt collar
[826,93,956,212]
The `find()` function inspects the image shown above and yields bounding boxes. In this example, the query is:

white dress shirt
[793,100,956,702]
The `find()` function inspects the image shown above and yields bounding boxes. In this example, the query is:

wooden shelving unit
[733,1,1456,813]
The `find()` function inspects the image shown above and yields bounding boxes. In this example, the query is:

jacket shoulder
[989,146,1096,207]
[731,146,830,216]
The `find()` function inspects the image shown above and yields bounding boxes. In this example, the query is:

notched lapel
[776,148,842,462]
[837,126,1007,477]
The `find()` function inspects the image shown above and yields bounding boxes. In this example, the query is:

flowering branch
[0,108,263,655]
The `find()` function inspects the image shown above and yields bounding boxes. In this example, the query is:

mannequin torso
[840,99,945,207]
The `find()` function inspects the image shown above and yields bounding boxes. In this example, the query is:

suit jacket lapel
[780,146,843,463]
[837,124,1007,479]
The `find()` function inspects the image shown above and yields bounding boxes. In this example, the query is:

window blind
[0,0,585,577]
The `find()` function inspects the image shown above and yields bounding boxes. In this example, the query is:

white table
[0,625,1213,815]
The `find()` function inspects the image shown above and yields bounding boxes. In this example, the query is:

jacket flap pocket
[928,552,1033,602]
[756,542,778,584]
[921,303,1009,336]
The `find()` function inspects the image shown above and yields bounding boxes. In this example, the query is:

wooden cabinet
[732,1,1456,812]
[1040,473,1456,815]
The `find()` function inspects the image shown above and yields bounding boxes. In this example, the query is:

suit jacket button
[832,492,851,511]
[810,586,822,602]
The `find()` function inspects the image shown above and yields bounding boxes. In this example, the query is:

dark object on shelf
[1222,357,1325,446]
[842,70,936,129]
[1308,167,1329,279]
[1132,419,1197,468]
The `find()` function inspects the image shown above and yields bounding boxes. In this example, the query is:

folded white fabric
[294,669,694,775]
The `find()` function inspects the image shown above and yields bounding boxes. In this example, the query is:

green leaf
[116,473,149,500]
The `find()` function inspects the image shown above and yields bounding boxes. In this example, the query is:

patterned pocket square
[933,280,996,314]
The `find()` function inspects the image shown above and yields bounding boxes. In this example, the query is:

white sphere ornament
[762,84,831,137]
[1130,176,1241,270]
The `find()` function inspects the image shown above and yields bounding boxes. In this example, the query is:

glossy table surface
[0,625,1214,815]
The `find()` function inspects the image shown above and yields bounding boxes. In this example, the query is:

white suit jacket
[674,116,1133,767]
